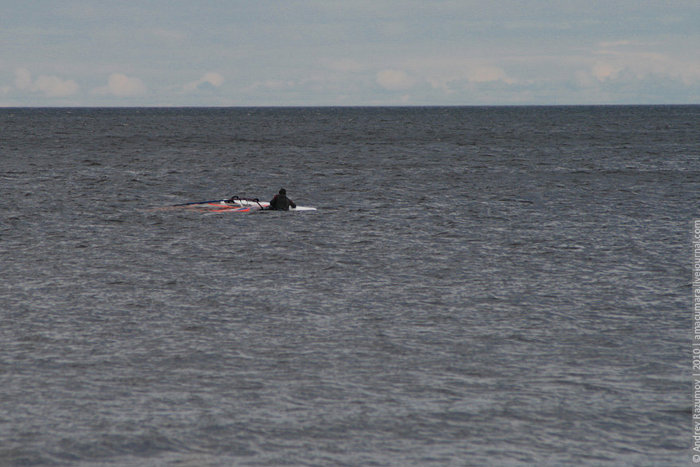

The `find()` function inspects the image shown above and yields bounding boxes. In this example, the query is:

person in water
[269,188,296,210]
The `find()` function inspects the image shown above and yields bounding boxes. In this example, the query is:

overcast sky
[1,1,698,106]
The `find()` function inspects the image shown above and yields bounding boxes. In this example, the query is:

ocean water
[0,106,697,466]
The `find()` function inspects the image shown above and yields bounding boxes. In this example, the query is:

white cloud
[376,69,415,91]
[13,67,79,97]
[183,72,224,92]
[587,41,700,87]
[247,79,296,92]
[34,75,79,97]
[595,38,700,80]
[94,73,147,97]
[15,68,33,90]
[591,62,623,81]
[407,59,516,96]
[466,66,514,84]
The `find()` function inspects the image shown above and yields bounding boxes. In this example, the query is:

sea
[0,106,697,466]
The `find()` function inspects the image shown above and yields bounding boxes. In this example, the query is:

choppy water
[1,106,698,465]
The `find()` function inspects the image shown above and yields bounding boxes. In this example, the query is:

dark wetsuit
[269,194,296,211]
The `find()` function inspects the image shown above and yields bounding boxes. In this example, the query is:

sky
[1,1,699,106]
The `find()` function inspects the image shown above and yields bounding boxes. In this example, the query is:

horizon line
[1,103,699,109]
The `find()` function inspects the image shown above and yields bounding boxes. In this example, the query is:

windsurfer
[268,188,296,211]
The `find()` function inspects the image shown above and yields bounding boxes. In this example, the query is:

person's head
[279,188,286,195]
